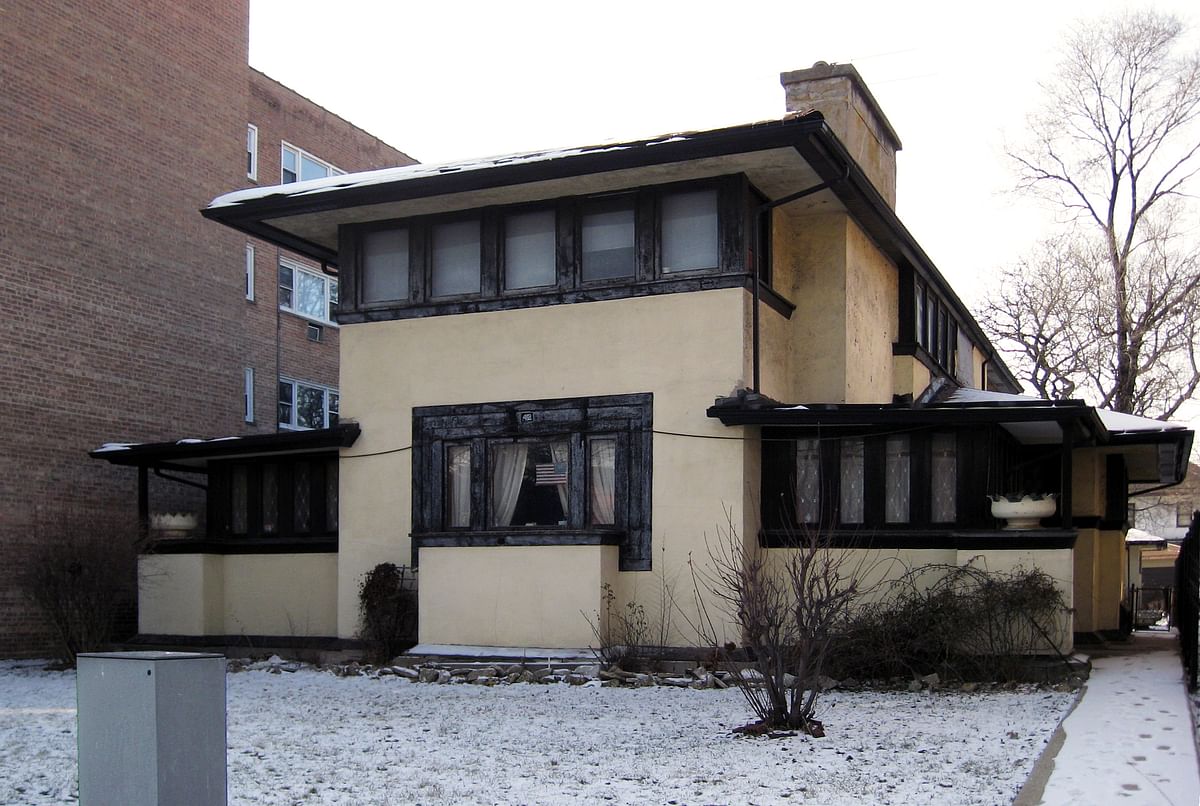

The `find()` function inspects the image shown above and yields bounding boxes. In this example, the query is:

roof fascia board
[90,423,361,468]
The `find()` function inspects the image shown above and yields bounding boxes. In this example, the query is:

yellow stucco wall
[956,548,1075,653]
[339,289,751,645]
[419,545,618,648]
[843,220,899,402]
[138,553,337,637]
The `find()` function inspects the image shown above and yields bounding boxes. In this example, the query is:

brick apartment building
[0,0,414,656]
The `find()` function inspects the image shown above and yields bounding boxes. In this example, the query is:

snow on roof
[1096,408,1186,434]
[943,388,1187,434]
[93,442,135,453]
[1125,528,1168,545]
[206,118,789,211]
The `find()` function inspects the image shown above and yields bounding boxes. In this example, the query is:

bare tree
[688,512,861,737]
[983,11,1200,417]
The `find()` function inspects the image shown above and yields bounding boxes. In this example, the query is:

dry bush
[586,555,676,672]
[19,508,142,666]
[358,563,417,664]
[831,562,1070,682]
[688,513,862,736]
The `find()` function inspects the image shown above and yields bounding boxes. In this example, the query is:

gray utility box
[77,651,227,806]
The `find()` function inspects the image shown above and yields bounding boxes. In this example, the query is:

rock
[907,679,922,692]
[541,674,564,684]
[690,666,708,679]
[472,676,498,686]
[632,674,655,688]
[600,678,621,687]
[921,672,940,687]
[467,668,498,682]
[583,679,603,688]
[573,664,601,678]
[518,670,536,684]
[659,677,691,688]
[418,667,441,684]
[565,674,590,686]
[814,675,839,691]
[450,668,473,678]
[377,667,395,676]
[599,669,629,681]
[737,668,764,682]
[532,668,555,681]
[961,682,980,693]
[711,674,729,689]
[839,677,860,689]
[393,666,420,680]
[503,664,524,676]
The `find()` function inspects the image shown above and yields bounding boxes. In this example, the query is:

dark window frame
[412,393,653,571]
[340,175,788,321]
[206,455,339,546]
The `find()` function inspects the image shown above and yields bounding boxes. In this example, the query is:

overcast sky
[248,0,1199,428]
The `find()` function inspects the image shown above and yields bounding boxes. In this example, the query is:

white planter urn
[150,512,197,537]
[988,495,1057,530]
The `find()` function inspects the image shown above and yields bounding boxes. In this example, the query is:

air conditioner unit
[307,323,322,342]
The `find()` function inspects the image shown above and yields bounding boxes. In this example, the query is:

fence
[1176,511,1200,691]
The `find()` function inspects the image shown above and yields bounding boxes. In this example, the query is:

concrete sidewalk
[1017,630,1200,805]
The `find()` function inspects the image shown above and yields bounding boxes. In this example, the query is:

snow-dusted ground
[0,660,1075,805]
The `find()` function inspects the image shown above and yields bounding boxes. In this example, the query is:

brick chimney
[780,62,902,207]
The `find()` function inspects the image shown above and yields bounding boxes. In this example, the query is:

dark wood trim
[147,538,337,555]
[128,634,359,651]
[760,528,1078,551]
[416,531,624,549]
[412,393,653,571]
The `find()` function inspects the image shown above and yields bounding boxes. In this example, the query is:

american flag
[535,462,567,485]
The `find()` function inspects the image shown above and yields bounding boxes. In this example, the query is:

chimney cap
[779,61,902,150]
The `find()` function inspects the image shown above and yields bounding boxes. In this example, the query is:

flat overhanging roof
[708,389,1193,485]
[90,424,360,471]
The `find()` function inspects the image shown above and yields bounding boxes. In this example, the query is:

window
[1180,503,1195,529]
[661,190,718,272]
[243,368,255,423]
[362,228,409,304]
[279,378,339,430]
[210,457,338,541]
[281,142,343,184]
[885,435,911,523]
[431,219,481,297]
[350,179,746,313]
[581,197,636,281]
[245,244,255,301]
[839,438,865,524]
[412,394,652,570]
[794,438,821,524]
[763,432,960,532]
[279,258,338,323]
[246,124,258,180]
[504,209,556,290]
[931,432,957,523]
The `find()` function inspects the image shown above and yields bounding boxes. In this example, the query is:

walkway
[1017,630,1200,805]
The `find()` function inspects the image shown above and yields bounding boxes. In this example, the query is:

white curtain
[489,443,528,527]
[550,441,570,515]
[590,439,616,525]
[446,445,471,527]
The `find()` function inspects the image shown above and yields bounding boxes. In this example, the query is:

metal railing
[1176,511,1200,691]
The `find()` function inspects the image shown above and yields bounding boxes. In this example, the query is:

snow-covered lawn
[0,660,1075,805]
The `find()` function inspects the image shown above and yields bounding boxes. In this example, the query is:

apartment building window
[1180,503,1195,528]
[279,258,338,324]
[281,142,343,184]
[279,379,339,430]
[245,244,255,301]
[247,124,258,180]
[244,368,255,423]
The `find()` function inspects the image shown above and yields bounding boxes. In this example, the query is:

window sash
[839,438,865,524]
[581,199,636,281]
[431,219,481,297]
[885,435,911,523]
[279,260,337,323]
[794,438,821,524]
[661,190,718,273]
[504,210,557,290]
[931,432,957,523]
[278,379,338,430]
[245,244,255,301]
[246,124,258,180]
[362,228,409,303]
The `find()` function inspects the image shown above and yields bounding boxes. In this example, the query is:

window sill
[279,307,340,329]
[148,536,338,555]
[415,530,624,549]
[759,528,1077,550]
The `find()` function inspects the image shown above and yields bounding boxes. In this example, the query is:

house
[0,0,413,657]
[116,63,1191,656]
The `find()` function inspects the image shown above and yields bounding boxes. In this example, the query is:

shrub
[358,563,417,664]
[831,562,1070,682]
[19,509,141,667]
